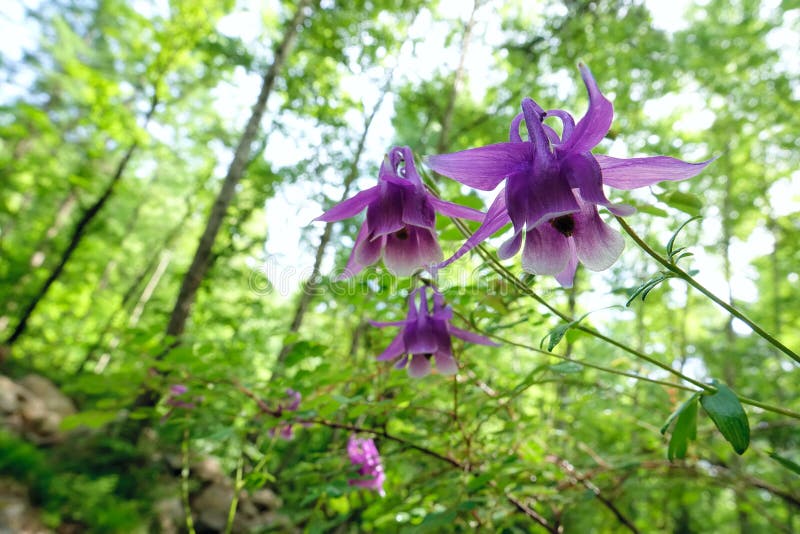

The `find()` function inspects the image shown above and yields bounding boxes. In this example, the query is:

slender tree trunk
[129,251,172,327]
[29,191,78,268]
[165,0,310,339]
[276,83,389,365]
[436,0,481,153]
[119,2,312,435]
[3,96,159,349]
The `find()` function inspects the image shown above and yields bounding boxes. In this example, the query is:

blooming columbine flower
[347,436,386,496]
[370,286,498,377]
[315,146,484,278]
[426,64,712,287]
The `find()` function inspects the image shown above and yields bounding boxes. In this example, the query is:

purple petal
[404,323,437,355]
[572,206,624,271]
[429,197,485,222]
[170,384,188,395]
[377,333,405,361]
[545,109,575,142]
[438,202,511,268]
[558,64,613,154]
[561,153,635,215]
[434,351,458,375]
[408,355,432,377]
[339,224,374,279]
[449,326,499,346]
[383,227,443,276]
[342,223,384,279]
[554,240,579,288]
[509,113,524,142]
[404,295,437,354]
[521,98,554,167]
[595,155,714,190]
[315,187,379,222]
[401,189,436,229]
[368,320,407,328]
[543,124,561,144]
[366,182,405,237]
[426,142,532,191]
[521,224,571,275]
[395,146,424,187]
[506,169,579,232]
[497,230,523,260]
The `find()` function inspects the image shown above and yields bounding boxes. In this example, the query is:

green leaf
[660,392,702,435]
[419,510,458,529]
[768,452,800,476]
[634,203,669,217]
[666,216,702,258]
[660,191,704,216]
[541,311,593,351]
[466,473,493,491]
[60,410,118,431]
[544,323,571,351]
[667,397,698,461]
[700,381,750,455]
[549,361,584,374]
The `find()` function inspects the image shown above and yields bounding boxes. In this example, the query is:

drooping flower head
[347,436,386,496]
[161,384,202,422]
[315,146,484,278]
[427,64,712,286]
[270,388,302,440]
[370,285,498,377]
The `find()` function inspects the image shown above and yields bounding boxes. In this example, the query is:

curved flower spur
[426,64,713,287]
[314,146,485,278]
[370,285,498,378]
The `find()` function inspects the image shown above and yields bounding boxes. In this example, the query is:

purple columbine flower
[426,64,712,287]
[370,286,498,378]
[347,436,386,496]
[315,146,484,278]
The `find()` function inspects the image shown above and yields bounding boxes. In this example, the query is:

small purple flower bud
[170,384,188,395]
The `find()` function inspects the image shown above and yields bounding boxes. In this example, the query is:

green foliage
[700,381,751,455]
[1,0,798,532]
[0,431,147,532]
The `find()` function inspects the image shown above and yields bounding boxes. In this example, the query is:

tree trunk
[3,95,158,349]
[165,0,311,339]
[119,2,312,436]
[436,0,481,153]
[276,82,389,365]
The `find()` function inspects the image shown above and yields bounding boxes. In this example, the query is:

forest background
[1,0,799,532]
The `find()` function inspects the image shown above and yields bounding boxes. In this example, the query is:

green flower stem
[224,452,244,534]
[489,333,800,420]
[450,218,708,389]
[448,218,800,421]
[490,333,698,392]
[616,216,800,366]
[181,428,197,534]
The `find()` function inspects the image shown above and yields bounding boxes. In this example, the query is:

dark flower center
[550,215,575,237]
[395,227,410,240]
